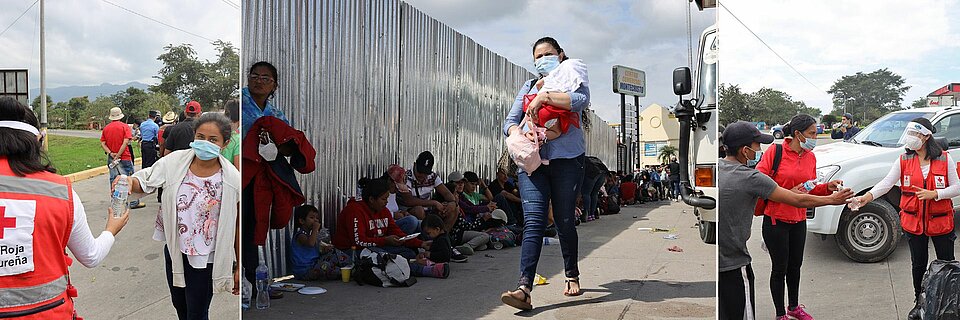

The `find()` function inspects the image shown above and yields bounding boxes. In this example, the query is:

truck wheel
[836,199,901,263]
[696,208,716,244]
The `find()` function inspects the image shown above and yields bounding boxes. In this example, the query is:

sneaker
[786,304,813,320]
[455,245,474,255]
[908,301,921,320]
[450,253,468,263]
[432,263,450,278]
[131,203,147,209]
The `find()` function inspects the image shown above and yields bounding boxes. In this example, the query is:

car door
[932,111,960,207]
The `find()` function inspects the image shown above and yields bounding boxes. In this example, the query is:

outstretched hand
[828,188,855,205]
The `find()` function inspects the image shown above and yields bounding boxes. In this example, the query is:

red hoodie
[332,199,423,249]
[755,138,830,223]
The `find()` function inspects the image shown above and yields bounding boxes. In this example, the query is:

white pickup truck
[808,106,960,262]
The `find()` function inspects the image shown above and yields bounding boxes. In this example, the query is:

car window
[854,111,934,147]
[933,113,960,149]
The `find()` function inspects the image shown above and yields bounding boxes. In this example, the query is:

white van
[808,107,960,262]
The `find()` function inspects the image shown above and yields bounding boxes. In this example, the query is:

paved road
[69,170,239,319]
[748,217,929,319]
[48,129,103,139]
[243,201,716,320]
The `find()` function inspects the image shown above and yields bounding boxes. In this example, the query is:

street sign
[0,70,29,107]
[612,65,645,97]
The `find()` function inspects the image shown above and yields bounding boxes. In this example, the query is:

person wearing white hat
[100,107,143,209]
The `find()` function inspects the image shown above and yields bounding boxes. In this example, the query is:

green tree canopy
[151,40,240,111]
[827,68,910,125]
[910,97,927,109]
[719,85,819,125]
[658,145,677,164]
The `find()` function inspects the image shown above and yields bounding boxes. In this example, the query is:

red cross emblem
[0,206,16,239]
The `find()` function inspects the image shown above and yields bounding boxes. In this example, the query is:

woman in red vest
[755,114,842,320]
[0,97,129,319]
[851,118,960,320]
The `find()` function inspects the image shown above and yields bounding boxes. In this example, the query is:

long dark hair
[782,114,817,138]
[194,113,233,146]
[361,177,390,202]
[532,37,569,62]
[0,97,56,176]
[906,117,943,160]
[249,61,278,99]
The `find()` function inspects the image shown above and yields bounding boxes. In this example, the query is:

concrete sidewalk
[68,170,239,319]
[748,216,923,319]
[243,201,716,320]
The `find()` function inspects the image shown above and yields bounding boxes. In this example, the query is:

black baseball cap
[414,151,434,174]
[722,121,774,149]
[463,171,480,183]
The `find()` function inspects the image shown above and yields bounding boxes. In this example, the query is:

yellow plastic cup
[341,266,353,283]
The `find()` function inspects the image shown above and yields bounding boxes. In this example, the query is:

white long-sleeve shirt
[869,154,960,201]
[66,190,116,268]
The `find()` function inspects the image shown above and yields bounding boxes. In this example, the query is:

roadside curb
[65,159,143,183]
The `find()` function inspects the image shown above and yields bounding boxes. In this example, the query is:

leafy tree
[719,84,749,126]
[910,97,927,109]
[658,145,677,164]
[821,114,839,127]
[30,95,53,110]
[152,40,240,111]
[827,68,910,125]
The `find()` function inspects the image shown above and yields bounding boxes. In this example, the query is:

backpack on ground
[602,195,620,215]
[353,248,417,287]
[486,226,518,248]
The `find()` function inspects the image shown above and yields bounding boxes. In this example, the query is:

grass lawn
[46,135,141,175]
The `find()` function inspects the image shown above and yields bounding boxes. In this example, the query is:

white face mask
[259,141,278,161]
[903,135,924,151]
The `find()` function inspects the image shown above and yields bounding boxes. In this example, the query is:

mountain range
[29,81,151,103]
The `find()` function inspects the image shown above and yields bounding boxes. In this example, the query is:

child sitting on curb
[290,205,350,280]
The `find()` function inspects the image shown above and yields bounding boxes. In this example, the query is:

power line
[719,2,824,93]
[220,0,239,10]
[0,0,39,39]
[101,0,215,42]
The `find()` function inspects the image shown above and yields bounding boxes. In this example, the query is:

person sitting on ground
[398,151,459,232]
[290,205,349,281]
[489,169,523,226]
[380,168,420,236]
[620,175,638,205]
[452,171,493,255]
[332,178,428,260]
[418,214,454,265]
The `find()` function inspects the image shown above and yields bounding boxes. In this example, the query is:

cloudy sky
[0,0,239,91]
[720,0,960,115]
[404,0,716,123]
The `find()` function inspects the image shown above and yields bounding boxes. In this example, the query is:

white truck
[809,106,960,262]
[671,23,719,244]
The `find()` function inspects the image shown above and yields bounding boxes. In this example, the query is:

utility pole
[40,0,47,150]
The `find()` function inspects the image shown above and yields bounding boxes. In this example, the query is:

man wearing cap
[830,113,860,141]
[162,100,202,156]
[100,107,144,209]
[718,121,853,320]
[139,111,160,168]
[399,151,460,232]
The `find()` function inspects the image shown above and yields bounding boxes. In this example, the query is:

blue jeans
[395,215,421,236]
[580,175,604,218]
[516,154,585,290]
[671,180,681,199]
[107,156,140,207]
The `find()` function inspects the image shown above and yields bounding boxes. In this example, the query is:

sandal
[563,277,583,296]
[500,286,532,310]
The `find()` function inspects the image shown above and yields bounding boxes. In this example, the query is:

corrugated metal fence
[242,0,618,277]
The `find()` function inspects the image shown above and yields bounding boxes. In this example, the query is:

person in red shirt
[100,107,144,208]
[333,177,430,259]
[619,175,638,205]
[755,114,842,320]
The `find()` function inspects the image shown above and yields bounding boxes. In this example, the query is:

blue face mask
[190,140,221,161]
[535,55,560,76]
[800,135,817,151]
[745,147,762,167]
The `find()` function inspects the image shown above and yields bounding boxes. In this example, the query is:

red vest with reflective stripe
[0,158,75,319]
[899,152,954,236]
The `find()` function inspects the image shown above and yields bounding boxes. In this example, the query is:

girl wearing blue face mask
[754,114,843,320]
[501,37,590,311]
[117,112,241,319]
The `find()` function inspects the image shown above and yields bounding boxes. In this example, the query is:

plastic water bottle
[111,175,129,218]
[543,238,551,245]
[318,228,331,244]
[800,179,819,193]
[240,267,251,310]
[491,239,504,250]
[847,197,863,211]
[255,262,269,309]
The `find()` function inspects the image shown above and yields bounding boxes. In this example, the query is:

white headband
[0,121,40,136]
[905,121,932,136]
